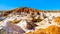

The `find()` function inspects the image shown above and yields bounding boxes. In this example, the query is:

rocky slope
[0,7,60,34]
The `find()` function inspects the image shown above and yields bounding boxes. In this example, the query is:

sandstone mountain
[0,7,60,34]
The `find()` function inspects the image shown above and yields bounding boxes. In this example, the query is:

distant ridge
[1,7,60,17]
[2,7,43,16]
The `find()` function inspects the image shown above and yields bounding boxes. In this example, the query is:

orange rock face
[26,32,34,34]
[54,17,60,25]
[46,25,60,34]
[26,29,46,34]
[34,29,46,34]
[26,25,60,34]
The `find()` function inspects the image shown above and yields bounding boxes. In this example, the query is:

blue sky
[0,0,60,10]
